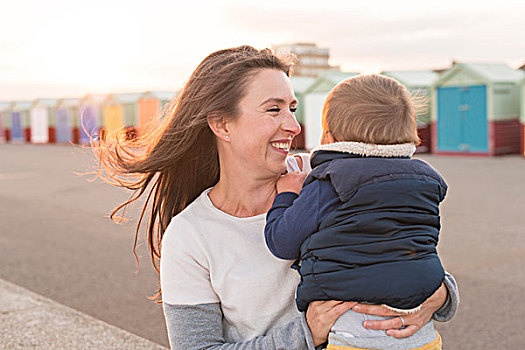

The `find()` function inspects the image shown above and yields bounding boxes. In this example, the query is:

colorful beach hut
[520,78,525,156]
[303,72,359,150]
[8,101,32,143]
[432,63,524,156]
[55,98,80,144]
[78,95,104,144]
[101,94,125,143]
[137,91,176,136]
[291,77,316,149]
[30,99,57,143]
[381,71,440,153]
[0,102,9,143]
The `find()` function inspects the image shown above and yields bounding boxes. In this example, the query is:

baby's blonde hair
[322,74,420,145]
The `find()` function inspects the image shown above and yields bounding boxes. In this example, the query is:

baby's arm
[265,174,330,260]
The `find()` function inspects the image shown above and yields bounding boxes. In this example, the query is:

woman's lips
[270,140,291,154]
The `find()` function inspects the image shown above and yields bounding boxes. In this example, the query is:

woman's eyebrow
[260,97,298,106]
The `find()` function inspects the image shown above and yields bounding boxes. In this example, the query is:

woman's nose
[282,112,301,136]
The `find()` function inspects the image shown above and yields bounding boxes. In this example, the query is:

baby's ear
[321,130,336,145]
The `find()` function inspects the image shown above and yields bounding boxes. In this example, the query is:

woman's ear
[207,114,230,142]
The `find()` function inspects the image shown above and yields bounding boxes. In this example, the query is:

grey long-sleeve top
[163,273,458,350]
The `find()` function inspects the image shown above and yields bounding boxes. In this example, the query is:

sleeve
[264,182,322,260]
[287,153,312,174]
[432,271,459,322]
[163,302,316,350]
[160,217,219,305]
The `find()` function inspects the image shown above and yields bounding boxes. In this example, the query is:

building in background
[137,91,176,136]
[78,95,105,145]
[7,101,32,143]
[520,78,525,156]
[0,102,8,143]
[381,71,440,153]
[55,98,80,144]
[303,72,359,150]
[30,99,57,143]
[432,62,524,156]
[273,43,340,77]
[290,77,316,149]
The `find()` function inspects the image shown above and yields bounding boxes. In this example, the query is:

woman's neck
[209,175,277,218]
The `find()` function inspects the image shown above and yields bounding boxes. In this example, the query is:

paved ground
[0,278,166,349]
[1,144,524,349]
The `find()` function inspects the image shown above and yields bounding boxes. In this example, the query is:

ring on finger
[399,316,405,328]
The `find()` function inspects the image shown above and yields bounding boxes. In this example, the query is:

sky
[1,0,524,100]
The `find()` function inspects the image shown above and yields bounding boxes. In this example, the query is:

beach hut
[137,91,176,136]
[55,98,80,144]
[101,94,125,143]
[78,95,104,145]
[291,77,316,149]
[303,72,359,150]
[8,101,32,143]
[30,99,57,143]
[0,102,9,143]
[381,71,440,153]
[432,63,524,156]
[116,93,143,139]
[520,78,525,156]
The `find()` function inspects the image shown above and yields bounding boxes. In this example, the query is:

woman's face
[226,69,300,178]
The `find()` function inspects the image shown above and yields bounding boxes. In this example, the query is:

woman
[97,46,458,349]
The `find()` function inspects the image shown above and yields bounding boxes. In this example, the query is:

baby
[265,74,447,350]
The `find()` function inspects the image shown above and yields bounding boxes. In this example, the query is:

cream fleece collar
[312,141,416,158]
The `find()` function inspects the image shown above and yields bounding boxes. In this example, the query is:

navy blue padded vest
[295,151,447,312]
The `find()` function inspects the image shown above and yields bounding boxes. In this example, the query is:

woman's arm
[163,302,316,350]
[351,272,459,338]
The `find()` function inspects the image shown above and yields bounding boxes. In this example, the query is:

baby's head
[321,74,420,145]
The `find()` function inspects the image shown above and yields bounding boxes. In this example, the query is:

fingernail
[363,321,370,328]
[387,331,394,337]
[353,305,362,312]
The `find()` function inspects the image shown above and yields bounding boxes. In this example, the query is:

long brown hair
[94,46,293,301]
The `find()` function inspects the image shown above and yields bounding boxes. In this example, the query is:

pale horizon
[2,0,524,101]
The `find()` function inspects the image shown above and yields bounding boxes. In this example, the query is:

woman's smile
[270,138,292,154]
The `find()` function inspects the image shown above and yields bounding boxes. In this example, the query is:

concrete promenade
[0,278,167,349]
[1,144,525,349]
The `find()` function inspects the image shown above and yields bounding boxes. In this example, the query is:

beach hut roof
[113,92,143,104]
[321,71,360,85]
[11,101,33,111]
[80,94,106,106]
[291,77,316,94]
[153,91,177,100]
[32,98,58,109]
[436,63,525,85]
[381,71,440,87]
[56,98,80,108]
[304,71,360,94]
[141,91,177,101]
[0,101,10,111]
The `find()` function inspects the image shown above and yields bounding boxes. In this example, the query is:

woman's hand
[352,283,448,338]
[306,301,357,346]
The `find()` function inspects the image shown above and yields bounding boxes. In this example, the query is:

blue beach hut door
[437,85,488,153]
[80,107,98,144]
[56,109,71,143]
[11,112,24,141]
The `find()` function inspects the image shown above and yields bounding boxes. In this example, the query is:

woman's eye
[290,107,297,113]
[268,108,280,113]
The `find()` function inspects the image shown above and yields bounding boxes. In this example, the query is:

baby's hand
[276,171,307,194]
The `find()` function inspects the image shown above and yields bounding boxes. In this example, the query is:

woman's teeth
[271,142,290,151]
